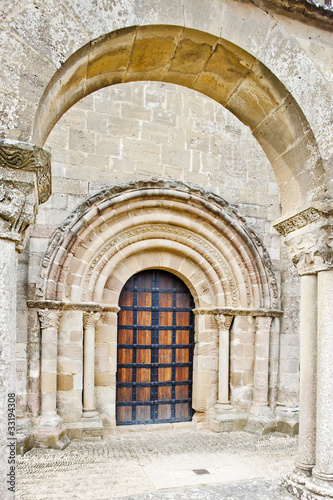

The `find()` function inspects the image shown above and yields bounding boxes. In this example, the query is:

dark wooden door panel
[116,269,194,425]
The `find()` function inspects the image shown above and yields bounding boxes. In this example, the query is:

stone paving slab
[117,479,296,500]
[17,429,298,500]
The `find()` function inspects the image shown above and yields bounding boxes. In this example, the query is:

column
[295,275,317,477]
[309,270,333,494]
[82,312,100,418]
[274,202,333,498]
[38,309,62,416]
[0,239,16,500]
[0,140,51,498]
[252,316,272,410]
[215,314,233,407]
[82,312,103,436]
[35,309,69,449]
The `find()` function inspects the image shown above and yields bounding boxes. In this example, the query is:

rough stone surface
[16,429,298,499]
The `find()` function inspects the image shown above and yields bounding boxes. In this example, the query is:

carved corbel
[0,139,51,251]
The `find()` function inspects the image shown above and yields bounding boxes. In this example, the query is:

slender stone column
[215,314,233,407]
[0,140,51,497]
[252,316,272,409]
[38,309,62,416]
[34,309,69,449]
[295,274,317,477]
[309,270,333,494]
[82,312,100,418]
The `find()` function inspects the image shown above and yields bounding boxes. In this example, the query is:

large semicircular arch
[32,25,326,215]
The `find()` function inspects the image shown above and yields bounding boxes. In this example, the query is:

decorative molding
[38,179,279,310]
[193,307,283,317]
[29,300,120,313]
[274,207,322,236]
[81,223,239,307]
[83,311,100,328]
[37,309,62,329]
[215,314,233,331]
[0,140,51,204]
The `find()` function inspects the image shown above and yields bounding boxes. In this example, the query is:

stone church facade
[0,1,332,499]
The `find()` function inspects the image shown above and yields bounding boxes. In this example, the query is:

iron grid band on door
[116,270,195,425]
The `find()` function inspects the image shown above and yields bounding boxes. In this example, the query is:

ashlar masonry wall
[18,80,300,431]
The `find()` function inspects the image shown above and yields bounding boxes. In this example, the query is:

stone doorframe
[27,180,282,442]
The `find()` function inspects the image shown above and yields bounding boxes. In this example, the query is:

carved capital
[83,311,100,329]
[275,203,333,276]
[0,179,37,251]
[0,140,51,251]
[285,223,333,276]
[214,314,233,331]
[38,309,62,329]
[0,140,51,204]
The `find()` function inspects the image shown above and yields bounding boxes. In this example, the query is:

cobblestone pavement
[17,428,298,500]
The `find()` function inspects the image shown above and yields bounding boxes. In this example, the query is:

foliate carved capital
[285,224,333,275]
[214,314,233,331]
[83,311,100,329]
[0,179,37,251]
[0,140,51,204]
[274,203,333,276]
[0,140,51,251]
[38,309,62,329]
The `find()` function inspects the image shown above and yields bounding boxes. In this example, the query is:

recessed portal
[116,269,195,425]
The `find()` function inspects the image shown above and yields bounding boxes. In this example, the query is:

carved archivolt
[81,223,239,307]
[37,180,279,311]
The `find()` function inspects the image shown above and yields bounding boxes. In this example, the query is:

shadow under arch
[32,25,326,215]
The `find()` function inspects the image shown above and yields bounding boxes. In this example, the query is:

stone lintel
[28,300,120,313]
[193,307,283,317]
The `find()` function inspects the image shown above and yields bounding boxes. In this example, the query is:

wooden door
[116,270,195,425]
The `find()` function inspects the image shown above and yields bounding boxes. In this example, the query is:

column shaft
[38,310,62,416]
[253,317,272,406]
[313,270,333,484]
[218,327,230,403]
[296,274,317,474]
[0,240,16,500]
[83,312,99,418]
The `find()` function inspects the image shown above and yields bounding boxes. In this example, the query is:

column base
[209,402,247,432]
[34,413,70,449]
[275,405,299,436]
[81,412,103,438]
[295,461,316,479]
[283,474,333,499]
[16,416,34,455]
[244,403,276,435]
